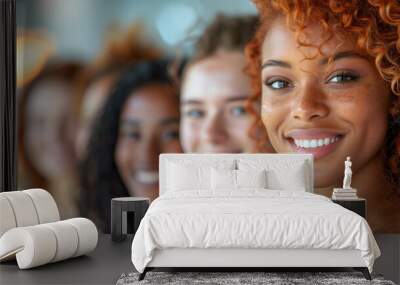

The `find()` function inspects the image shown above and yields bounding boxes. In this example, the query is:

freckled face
[260,18,391,187]
[180,52,255,153]
[115,83,182,200]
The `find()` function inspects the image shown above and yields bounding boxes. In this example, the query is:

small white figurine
[343,156,352,189]
[332,156,358,199]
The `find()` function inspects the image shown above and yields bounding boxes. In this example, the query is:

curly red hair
[245,0,400,192]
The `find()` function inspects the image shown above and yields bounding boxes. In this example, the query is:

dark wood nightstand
[332,198,366,218]
[111,197,150,242]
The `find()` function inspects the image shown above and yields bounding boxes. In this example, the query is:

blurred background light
[16,0,257,61]
[156,3,197,47]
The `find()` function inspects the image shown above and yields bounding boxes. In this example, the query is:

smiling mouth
[293,136,341,149]
[285,131,345,159]
[132,170,159,185]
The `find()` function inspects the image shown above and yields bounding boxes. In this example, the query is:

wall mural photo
[13,0,400,234]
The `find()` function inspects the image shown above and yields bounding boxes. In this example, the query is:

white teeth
[134,171,159,184]
[293,136,340,149]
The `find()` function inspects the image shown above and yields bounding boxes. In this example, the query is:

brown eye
[161,129,179,142]
[120,128,140,141]
[126,131,140,140]
[327,72,359,84]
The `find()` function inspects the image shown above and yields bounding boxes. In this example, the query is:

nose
[136,135,160,169]
[291,83,329,121]
[202,110,228,145]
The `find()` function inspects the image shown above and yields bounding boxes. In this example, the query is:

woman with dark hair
[246,0,400,232]
[81,60,182,232]
[74,24,161,161]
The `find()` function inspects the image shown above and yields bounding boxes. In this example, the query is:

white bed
[131,154,380,280]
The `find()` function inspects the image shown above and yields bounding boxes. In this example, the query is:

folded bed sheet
[131,190,380,273]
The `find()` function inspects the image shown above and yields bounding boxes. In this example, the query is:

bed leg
[362,268,372,280]
[138,268,148,281]
[354,267,371,280]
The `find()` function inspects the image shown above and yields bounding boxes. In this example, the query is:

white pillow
[211,169,268,191]
[267,167,306,191]
[166,159,236,192]
[167,162,211,191]
[236,169,267,189]
[211,168,236,190]
[238,159,308,191]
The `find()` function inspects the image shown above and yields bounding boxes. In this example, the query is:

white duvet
[131,190,380,273]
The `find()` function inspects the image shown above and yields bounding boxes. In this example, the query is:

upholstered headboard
[159,153,314,195]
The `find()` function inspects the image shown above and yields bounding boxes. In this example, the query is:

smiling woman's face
[115,83,182,200]
[180,51,255,153]
[261,18,391,188]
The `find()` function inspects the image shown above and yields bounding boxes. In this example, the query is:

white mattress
[131,190,380,273]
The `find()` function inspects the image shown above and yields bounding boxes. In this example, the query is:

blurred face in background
[25,78,75,179]
[75,73,116,160]
[180,51,255,153]
[115,83,182,200]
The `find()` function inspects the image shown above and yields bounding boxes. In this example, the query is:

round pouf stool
[111,197,150,242]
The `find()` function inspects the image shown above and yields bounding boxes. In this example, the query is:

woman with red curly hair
[246,0,400,232]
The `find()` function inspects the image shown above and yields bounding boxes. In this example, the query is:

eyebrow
[181,99,203,105]
[261,51,369,70]
[160,117,179,126]
[121,117,179,127]
[182,96,249,105]
[319,51,369,65]
[121,118,139,126]
[261,60,291,69]
[226,96,249,102]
